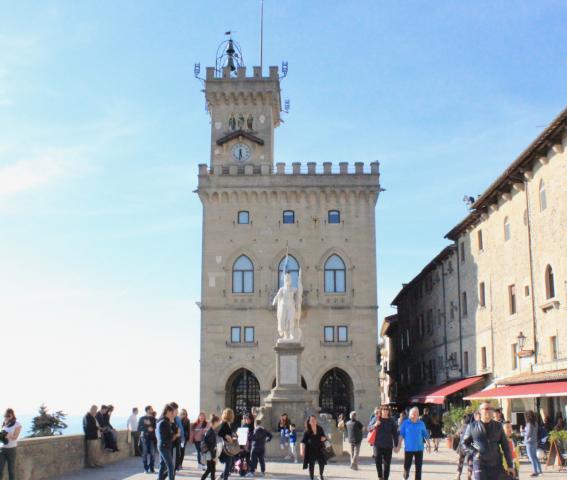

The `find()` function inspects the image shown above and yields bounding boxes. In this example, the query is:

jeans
[222,455,234,479]
[250,448,266,473]
[350,442,361,468]
[0,447,16,480]
[194,441,203,464]
[374,447,393,479]
[141,437,156,471]
[158,447,175,479]
[131,431,141,456]
[472,458,505,480]
[526,442,542,474]
[403,450,423,480]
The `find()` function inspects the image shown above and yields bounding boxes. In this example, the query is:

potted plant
[442,406,469,449]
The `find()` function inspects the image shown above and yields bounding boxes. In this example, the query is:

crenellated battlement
[206,65,279,81]
[198,161,380,176]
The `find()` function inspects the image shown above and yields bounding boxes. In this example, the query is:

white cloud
[0,148,89,197]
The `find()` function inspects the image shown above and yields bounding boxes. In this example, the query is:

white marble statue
[272,270,303,342]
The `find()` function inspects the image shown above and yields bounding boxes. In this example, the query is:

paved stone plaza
[53,443,565,480]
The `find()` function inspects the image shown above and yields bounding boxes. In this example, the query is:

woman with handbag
[192,412,209,470]
[300,415,327,480]
[218,408,238,480]
[368,405,399,480]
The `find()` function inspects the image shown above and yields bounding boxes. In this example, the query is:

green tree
[28,404,68,437]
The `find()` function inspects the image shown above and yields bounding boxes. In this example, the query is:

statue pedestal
[262,341,315,428]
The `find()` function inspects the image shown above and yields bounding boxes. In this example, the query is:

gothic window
[539,180,547,212]
[503,217,511,241]
[232,255,254,293]
[283,210,295,224]
[238,211,250,224]
[324,254,346,293]
[319,368,353,420]
[328,210,340,224]
[226,369,260,426]
[278,255,300,288]
[545,265,555,299]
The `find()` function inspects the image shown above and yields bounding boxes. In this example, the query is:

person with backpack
[248,418,273,476]
[201,414,220,480]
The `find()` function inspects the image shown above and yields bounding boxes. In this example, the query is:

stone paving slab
[52,443,566,480]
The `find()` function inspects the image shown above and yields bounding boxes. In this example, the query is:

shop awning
[410,375,485,404]
[464,380,567,400]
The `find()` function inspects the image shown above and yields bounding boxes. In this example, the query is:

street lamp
[517,331,527,351]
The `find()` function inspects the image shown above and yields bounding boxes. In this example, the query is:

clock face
[231,143,251,163]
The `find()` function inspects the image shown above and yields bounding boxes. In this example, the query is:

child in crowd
[200,414,220,480]
[248,419,273,476]
[503,421,520,480]
[289,424,298,463]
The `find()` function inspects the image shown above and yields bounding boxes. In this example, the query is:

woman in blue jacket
[399,407,428,480]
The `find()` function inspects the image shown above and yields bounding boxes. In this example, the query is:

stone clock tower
[204,62,281,174]
[197,40,381,428]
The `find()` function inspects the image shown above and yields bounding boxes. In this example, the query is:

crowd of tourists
[2,402,567,480]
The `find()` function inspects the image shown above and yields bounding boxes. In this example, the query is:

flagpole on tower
[260,0,264,71]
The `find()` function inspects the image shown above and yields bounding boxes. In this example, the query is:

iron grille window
[319,368,352,420]
[229,369,260,425]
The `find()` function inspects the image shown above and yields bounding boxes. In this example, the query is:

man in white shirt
[127,407,141,456]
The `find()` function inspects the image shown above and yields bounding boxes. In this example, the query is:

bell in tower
[215,33,243,76]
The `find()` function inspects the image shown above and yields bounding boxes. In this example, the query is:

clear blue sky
[2,1,566,418]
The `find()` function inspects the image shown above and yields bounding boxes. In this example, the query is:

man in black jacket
[138,405,157,473]
[463,402,514,480]
[346,411,364,470]
[83,405,102,469]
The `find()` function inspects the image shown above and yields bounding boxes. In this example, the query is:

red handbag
[367,427,377,445]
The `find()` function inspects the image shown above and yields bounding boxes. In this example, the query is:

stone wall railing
[4,431,131,480]
[199,161,380,177]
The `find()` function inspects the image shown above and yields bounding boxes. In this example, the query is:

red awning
[410,376,485,404]
[464,380,567,400]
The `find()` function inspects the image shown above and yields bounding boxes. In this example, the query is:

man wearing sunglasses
[462,402,514,480]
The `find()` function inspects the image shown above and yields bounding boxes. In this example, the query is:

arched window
[503,217,511,241]
[545,265,555,299]
[226,369,260,426]
[232,255,254,293]
[278,255,300,288]
[539,180,547,212]
[324,254,346,293]
[319,368,353,420]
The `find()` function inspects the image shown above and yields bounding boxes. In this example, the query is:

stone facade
[197,65,381,424]
[388,107,567,419]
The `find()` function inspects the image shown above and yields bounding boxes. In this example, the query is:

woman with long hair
[368,405,399,480]
[0,408,22,480]
[300,415,327,480]
[201,414,220,480]
[156,404,176,480]
[524,410,542,477]
[191,411,209,470]
[218,408,237,480]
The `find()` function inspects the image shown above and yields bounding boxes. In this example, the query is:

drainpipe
[524,179,538,364]
[441,260,449,382]
[455,241,464,378]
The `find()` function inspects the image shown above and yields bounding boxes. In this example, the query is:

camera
[0,430,9,445]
